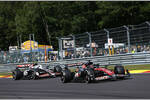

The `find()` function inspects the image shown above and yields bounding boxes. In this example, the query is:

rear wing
[67,62,83,67]
[17,64,33,68]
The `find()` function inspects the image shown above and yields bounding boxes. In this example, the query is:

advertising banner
[21,40,38,50]
[63,40,74,49]
[108,38,113,46]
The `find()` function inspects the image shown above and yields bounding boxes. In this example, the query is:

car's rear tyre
[114,65,125,74]
[114,65,125,79]
[111,74,117,81]
[12,69,23,80]
[61,69,72,83]
[61,75,66,83]
[54,65,62,73]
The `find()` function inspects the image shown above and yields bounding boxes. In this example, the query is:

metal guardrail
[44,52,150,66]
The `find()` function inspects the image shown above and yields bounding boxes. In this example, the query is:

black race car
[60,61,131,83]
[12,64,62,80]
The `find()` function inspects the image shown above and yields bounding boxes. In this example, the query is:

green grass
[0,72,12,76]
[107,64,150,70]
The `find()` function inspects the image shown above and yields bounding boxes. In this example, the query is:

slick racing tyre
[114,65,126,79]
[12,69,23,80]
[85,69,95,83]
[111,74,117,81]
[61,69,72,83]
[54,65,62,73]
[29,70,37,80]
[85,75,92,83]
[114,65,125,75]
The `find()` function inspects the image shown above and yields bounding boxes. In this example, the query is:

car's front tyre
[12,69,23,80]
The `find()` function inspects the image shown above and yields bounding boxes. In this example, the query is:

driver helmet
[82,64,86,69]
[38,65,43,69]
[76,67,79,72]
[33,63,38,66]
[87,60,93,65]
[64,66,68,70]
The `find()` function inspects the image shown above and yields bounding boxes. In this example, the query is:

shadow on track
[59,77,133,84]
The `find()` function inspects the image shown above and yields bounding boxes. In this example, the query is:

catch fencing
[0,21,150,65]
[0,50,56,64]
[58,21,150,60]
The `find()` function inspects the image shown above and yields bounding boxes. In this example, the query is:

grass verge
[0,72,12,76]
[107,64,150,70]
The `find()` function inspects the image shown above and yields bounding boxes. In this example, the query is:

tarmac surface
[0,74,150,99]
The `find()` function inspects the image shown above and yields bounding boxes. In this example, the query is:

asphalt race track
[0,74,150,99]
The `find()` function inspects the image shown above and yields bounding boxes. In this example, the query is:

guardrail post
[33,34,35,62]
[123,25,131,53]
[56,37,62,61]
[87,32,93,57]
[56,37,58,61]
[119,56,121,65]
[60,38,63,60]
[19,35,22,49]
[29,34,32,62]
[104,28,112,56]
[71,35,76,58]
[145,21,150,63]
[146,21,150,32]
[104,28,109,41]
[145,21,150,27]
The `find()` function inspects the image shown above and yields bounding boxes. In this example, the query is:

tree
[0,1,150,50]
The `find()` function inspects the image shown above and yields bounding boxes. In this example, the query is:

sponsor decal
[17,64,33,67]
[95,76,109,80]
[67,63,83,67]
[39,73,50,77]
[55,72,61,75]
[51,72,55,76]
[75,73,80,77]
[95,68,114,75]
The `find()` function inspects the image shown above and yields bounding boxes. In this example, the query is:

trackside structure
[0,21,150,66]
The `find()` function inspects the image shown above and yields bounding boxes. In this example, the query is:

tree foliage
[0,1,150,50]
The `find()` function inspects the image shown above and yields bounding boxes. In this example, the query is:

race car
[12,63,62,80]
[60,61,131,83]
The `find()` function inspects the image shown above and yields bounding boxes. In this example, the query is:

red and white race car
[61,61,131,83]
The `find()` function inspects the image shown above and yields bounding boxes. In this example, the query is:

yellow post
[108,45,112,56]
[45,46,47,62]
[112,45,114,55]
